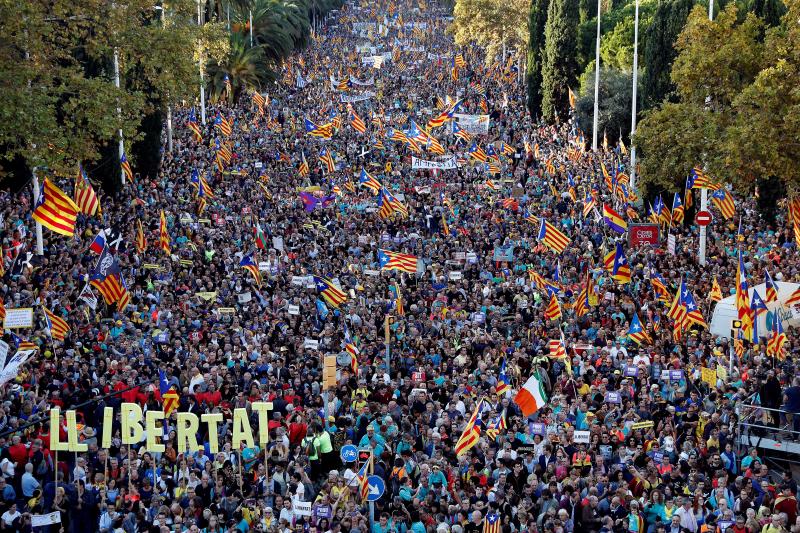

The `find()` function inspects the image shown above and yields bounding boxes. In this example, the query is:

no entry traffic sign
[695,210,713,226]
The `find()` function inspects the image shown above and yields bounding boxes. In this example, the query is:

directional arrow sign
[366,475,385,501]
[695,210,713,227]
[340,444,358,464]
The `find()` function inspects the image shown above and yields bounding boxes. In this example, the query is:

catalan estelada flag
[767,313,787,360]
[711,188,735,219]
[378,249,418,273]
[765,270,779,303]
[356,460,370,502]
[159,210,170,254]
[627,313,652,345]
[602,204,628,233]
[686,167,719,189]
[710,276,723,302]
[44,307,70,341]
[32,178,79,237]
[74,164,100,216]
[304,118,333,138]
[214,114,233,137]
[671,193,684,224]
[455,399,489,456]
[378,188,409,219]
[240,253,262,287]
[159,369,180,416]
[319,148,336,173]
[120,153,134,183]
[544,293,562,321]
[187,108,202,141]
[611,242,632,284]
[359,169,382,194]
[736,251,750,320]
[135,220,146,253]
[468,142,488,162]
[537,220,570,253]
[495,359,511,395]
[347,105,367,133]
[314,275,347,308]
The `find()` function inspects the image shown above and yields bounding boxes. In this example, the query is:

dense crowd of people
[0,0,799,532]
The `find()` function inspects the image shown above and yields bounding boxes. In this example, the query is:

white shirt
[1,509,20,526]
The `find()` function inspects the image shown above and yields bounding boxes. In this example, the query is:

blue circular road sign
[366,475,385,501]
[340,444,358,463]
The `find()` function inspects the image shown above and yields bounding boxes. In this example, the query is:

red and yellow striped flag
[32,178,79,236]
[44,307,70,341]
[159,210,170,254]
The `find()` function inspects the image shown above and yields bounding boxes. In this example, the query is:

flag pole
[699,1,713,267]
[113,49,126,186]
[197,0,207,124]
[591,0,602,151]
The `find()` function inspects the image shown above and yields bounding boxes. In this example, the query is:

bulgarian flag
[514,372,548,417]
[254,222,268,250]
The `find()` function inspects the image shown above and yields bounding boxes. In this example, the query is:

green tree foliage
[634,4,773,198]
[450,0,531,62]
[640,0,694,108]
[0,0,229,182]
[527,0,551,116]
[747,0,785,26]
[575,66,634,144]
[541,0,581,120]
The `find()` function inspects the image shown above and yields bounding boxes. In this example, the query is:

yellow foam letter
[49,409,68,452]
[145,410,165,453]
[176,413,201,453]
[232,408,255,450]
[101,407,114,449]
[251,402,274,447]
[201,413,224,454]
[121,403,144,445]
[66,410,87,452]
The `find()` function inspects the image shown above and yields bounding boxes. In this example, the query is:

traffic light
[322,355,337,390]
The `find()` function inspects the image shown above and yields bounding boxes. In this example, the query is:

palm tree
[207,32,270,102]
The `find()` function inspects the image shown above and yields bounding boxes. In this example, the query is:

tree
[720,0,800,201]
[575,66,634,145]
[633,4,766,197]
[450,0,531,62]
[640,0,694,109]
[0,0,228,185]
[541,0,581,120]
[526,0,551,116]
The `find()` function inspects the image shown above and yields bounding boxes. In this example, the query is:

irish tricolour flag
[514,372,548,417]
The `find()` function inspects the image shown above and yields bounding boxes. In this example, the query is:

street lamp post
[699,0,713,265]
[591,0,601,151]
[629,0,639,192]
[197,0,207,124]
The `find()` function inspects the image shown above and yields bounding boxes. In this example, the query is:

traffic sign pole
[699,188,708,266]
